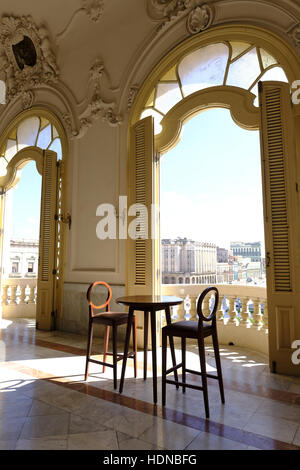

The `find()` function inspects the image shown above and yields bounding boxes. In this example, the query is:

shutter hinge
[54,214,59,221]
[296,183,299,193]
[52,269,57,275]
[266,252,271,268]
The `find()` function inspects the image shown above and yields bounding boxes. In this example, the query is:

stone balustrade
[162,284,268,355]
[1,278,37,319]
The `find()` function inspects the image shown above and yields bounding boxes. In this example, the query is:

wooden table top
[116,295,183,309]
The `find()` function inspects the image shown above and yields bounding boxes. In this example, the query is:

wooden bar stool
[162,286,225,419]
[84,281,137,389]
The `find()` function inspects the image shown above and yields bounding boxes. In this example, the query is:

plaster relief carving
[128,85,139,111]
[22,90,35,109]
[148,0,214,34]
[82,0,105,23]
[290,24,300,45]
[0,15,58,104]
[186,3,213,34]
[78,59,122,136]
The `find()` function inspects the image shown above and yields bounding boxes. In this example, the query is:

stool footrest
[166,363,183,375]
[185,368,219,380]
[165,379,204,392]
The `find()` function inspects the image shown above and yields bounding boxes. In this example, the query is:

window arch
[0,115,62,179]
[140,40,289,134]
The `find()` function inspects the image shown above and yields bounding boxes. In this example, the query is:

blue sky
[10,161,41,240]
[160,108,265,251]
[8,107,265,252]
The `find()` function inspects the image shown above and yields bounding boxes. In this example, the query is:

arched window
[0,115,63,178]
[140,41,288,134]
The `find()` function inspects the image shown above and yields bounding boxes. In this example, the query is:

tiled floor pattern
[1,318,300,450]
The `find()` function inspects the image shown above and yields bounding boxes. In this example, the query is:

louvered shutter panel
[36,150,58,330]
[127,117,155,296]
[259,81,298,374]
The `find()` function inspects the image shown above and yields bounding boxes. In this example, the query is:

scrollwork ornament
[22,90,34,109]
[291,24,300,46]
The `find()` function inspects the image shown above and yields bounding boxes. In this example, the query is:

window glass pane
[230,42,251,60]
[5,139,18,162]
[178,43,229,97]
[226,48,261,89]
[155,83,182,114]
[37,124,52,149]
[260,49,277,69]
[140,108,163,135]
[48,138,62,160]
[251,67,289,106]
[0,80,5,105]
[17,117,40,149]
[0,157,7,176]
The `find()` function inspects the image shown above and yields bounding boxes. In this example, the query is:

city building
[162,238,217,284]
[230,241,262,262]
[7,239,39,278]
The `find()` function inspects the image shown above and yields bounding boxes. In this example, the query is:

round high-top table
[116,295,183,404]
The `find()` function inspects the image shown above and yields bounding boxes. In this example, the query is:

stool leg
[84,319,93,381]
[165,306,179,389]
[144,311,149,380]
[132,317,137,378]
[103,326,110,373]
[212,329,225,404]
[119,307,134,394]
[162,330,167,406]
[150,310,158,404]
[198,338,209,419]
[182,337,186,394]
[113,324,118,390]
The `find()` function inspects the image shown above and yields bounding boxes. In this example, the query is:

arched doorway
[127,26,300,376]
[0,110,68,331]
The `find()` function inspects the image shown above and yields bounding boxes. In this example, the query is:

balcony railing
[162,284,268,355]
[1,278,37,319]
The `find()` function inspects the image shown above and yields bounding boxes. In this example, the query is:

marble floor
[0,318,300,451]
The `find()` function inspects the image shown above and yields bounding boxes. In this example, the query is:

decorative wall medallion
[186,4,213,34]
[22,90,35,109]
[0,15,58,104]
[82,0,105,23]
[290,24,300,46]
[147,0,214,34]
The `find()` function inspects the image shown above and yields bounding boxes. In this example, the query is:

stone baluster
[203,294,210,319]
[252,298,263,329]
[176,297,187,322]
[227,295,237,325]
[239,297,250,327]
[2,284,9,305]
[19,284,26,305]
[28,285,36,304]
[262,301,268,332]
[189,295,198,322]
[10,285,18,304]
[216,295,224,323]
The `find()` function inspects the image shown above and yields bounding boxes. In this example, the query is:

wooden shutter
[127,116,156,296]
[259,81,298,375]
[36,150,58,330]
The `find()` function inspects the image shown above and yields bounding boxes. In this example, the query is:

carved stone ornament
[128,85,139,111]
[290,24,300,46]
[0,15,58,105]
[77,59,122,136]
[148,0,214,34]
[82,0,105,23]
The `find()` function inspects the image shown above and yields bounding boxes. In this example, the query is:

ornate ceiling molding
[289,23,300,46]
[0,15,58,107]
[147,0,214,34]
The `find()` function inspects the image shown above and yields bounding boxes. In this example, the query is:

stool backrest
[87,281,112,317]
[197,286,219,331]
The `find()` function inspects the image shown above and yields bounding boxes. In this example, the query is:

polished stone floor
[0,318,300,450]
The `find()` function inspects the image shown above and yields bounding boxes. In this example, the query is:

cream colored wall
[0,1,300,339]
